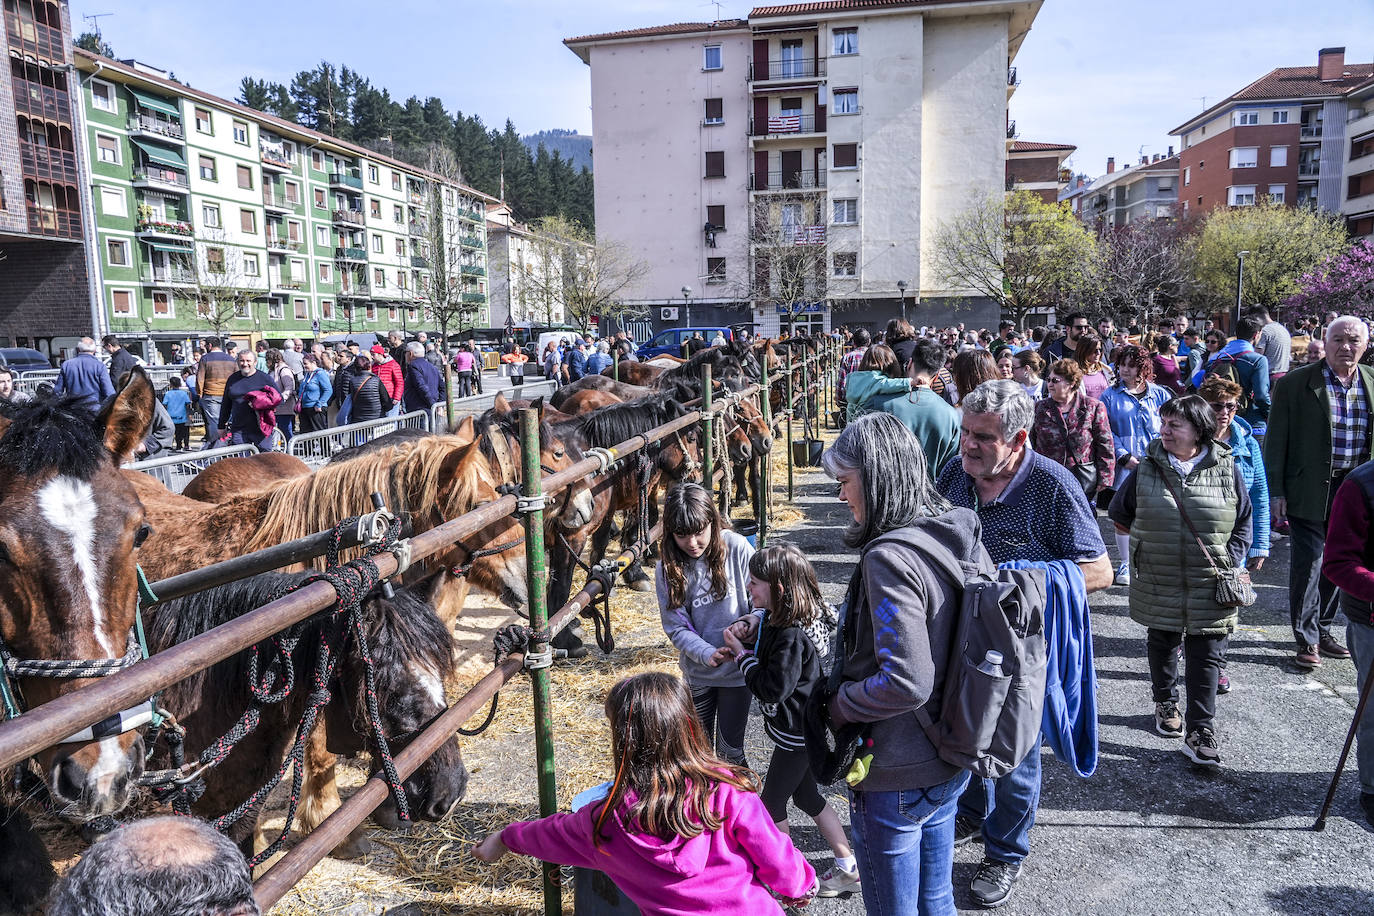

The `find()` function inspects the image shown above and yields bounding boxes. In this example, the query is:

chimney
[1167,145,1175,157]
[1318,46,1346,81]
[1107,157,1115,174]
[1077,176,1085,188]
[1141,155,1148,165]
[1153,153,1161,163]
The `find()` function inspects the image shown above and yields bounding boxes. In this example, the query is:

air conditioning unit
[661,307,679,321]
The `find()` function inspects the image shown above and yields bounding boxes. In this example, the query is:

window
[397,273,407,291]
[394,238,405,257]
[366,304,377,321]
[100,186,126,217]
[111,289,134,316]
[1270,146,1288,167]
[91,79,115,113]
[832,198,857,224]
[706,257,725,283]
[107,239,128,266]
[1273,109,1289,124]
[1228,185,1256,206]
[151,292,172,317]
[1156,176,1174,192]
[311,150,323,170]
[96,134,119,164]
[284,181,299,206]
[444,188,453,206]
[206,247,225,272]
[1268,183,1287,203]
[393,204,404,223]
[368,164,379,183]
[370,198,381,218]
[198,155,216,181]
[1233,111,1258,126]
[202,203,220,227]
[232,120,248,144]
[294,299,308,320]
[704,98,723,125]
[833,252,856,277]
[1229,147,1258,168]
[243,253,259,276]
[1184,166,1191,186]
[833,27,858,56]
[321,300,334,319]
[703,45,722,70]
[319,262,332,282]
[391,172,402,191]
[315,225,329,246]
[706,204,725,229]
[833,143,858,169]
[314,188,326,209]
[371,233,383,253]
[195,108,212,133]
[374,267,386,287]
[833,88,858,115]
[705,151,725,178]
[239,209,256,234]
[236,164,253,189]
[287,221,301,243]
[268,299,283,320]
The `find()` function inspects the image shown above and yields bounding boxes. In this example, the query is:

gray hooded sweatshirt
[657,530,754,688]
[831,507,994,792]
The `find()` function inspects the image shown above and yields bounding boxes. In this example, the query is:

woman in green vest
[1107,396,1253,769]
[843,344,919,420]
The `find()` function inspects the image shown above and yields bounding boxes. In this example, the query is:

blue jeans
[200,397,221,443]
[957,745,1041,865]
[849,771,970,916]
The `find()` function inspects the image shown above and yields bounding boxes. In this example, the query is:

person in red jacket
[370,344,404,416]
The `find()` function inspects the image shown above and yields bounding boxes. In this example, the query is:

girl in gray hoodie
[656,483,755,766]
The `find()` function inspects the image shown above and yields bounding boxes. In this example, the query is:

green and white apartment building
[75,49,495,359]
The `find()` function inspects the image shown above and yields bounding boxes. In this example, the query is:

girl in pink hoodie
[473,672,816,915]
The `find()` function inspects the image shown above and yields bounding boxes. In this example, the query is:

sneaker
[1154,700,1184,738]
[1217,670,1231,694]
[1296,645,1322,669]
[1114,561,1131,587]
[969,858,1022,908]
[953,814,983,847]
[1319,636,1352,659]
[1183,727,1222,767]
[816,866,861,898]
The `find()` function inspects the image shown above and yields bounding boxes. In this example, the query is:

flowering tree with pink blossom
[1284,239,1374,320]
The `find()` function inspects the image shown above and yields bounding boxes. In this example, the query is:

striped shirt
[1325,362,1370,472]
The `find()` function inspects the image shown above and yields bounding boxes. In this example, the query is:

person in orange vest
[501,347,528,387]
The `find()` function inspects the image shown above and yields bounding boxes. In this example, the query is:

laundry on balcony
[768,114,802,132]
[791,225,826,245]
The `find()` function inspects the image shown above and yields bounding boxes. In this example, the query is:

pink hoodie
[501,782,815,916]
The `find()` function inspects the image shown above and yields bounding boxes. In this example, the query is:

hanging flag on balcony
[793,225,826,245]
[768,115,801,132]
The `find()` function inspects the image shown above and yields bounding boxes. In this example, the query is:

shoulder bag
[1150,459,1256,608]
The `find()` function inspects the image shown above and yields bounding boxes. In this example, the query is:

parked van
[636,327,732,360]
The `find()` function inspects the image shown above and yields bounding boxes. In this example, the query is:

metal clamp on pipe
[358,498,398,548]
[388,539,414,578]
[584,447,615,474]
[523,645,554,670]
[516,493,548,514]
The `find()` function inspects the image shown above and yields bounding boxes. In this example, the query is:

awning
[128,87,180,118]
[131,139,186,169]
[144,240,192,253]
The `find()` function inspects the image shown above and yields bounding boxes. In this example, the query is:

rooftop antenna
[702,0,725,20]
[83,12,112,35]
[1196,95,1208,110]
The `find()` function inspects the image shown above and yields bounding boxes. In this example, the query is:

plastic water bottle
[976,650,1005,678]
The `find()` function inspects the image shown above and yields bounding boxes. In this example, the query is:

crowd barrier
[431,378,558,432]
[123,443,262,494]
[286,410,431,467]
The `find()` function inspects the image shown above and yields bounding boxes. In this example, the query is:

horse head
[734,396,774,458]
[482,398,595,533]
[433,434,529,609]
[0,371,154,823]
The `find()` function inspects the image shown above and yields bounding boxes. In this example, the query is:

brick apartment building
[0,0,92,359]
[1006,139,1074,203]
[565,0,1043,337]
[1171,47,1374,217]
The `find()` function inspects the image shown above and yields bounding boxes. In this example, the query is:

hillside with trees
[522,129,592,171]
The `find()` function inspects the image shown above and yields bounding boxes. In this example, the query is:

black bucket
[791,438,824,467]
[732,519,759,547]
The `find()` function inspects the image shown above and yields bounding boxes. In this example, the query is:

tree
[509,216,649,333]
[735,192,833,335]
[1192,199,1348,312]
[173,230,260,340]
[74,31,113,57]
[929,190,1100,330]
[1094,210,1200,329]
[1284,239,1374,320]
[237,77,273,111]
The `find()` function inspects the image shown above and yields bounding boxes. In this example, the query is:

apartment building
[0,0,92,357]
[1006,139,1074,203]
[1342,79,1374,240]
[565,0,1042,336]
[486,202,601,328]
[1060,152,1179,229]
[1171,47,1374,216]
[75,50,495,361]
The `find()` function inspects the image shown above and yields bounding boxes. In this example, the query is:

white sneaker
[1115,561,1131,587]
[816,866,861,898]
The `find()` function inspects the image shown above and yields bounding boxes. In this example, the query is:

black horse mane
[328,426,431,463]
[0,395,106,479]
[574,392,688,448]
[658,348,746,386]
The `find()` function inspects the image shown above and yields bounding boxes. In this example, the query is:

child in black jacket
[723,543,859,898]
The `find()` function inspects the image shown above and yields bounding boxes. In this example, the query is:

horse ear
[97,366,155,464]
[450,415,476,446]
[491,392,510,414]
[529,396,545,419]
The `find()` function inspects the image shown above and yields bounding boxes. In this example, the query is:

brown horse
[549,375,652,410]
[180,452,311,502]
[0,374,154,828]
[556,387,626,417]
[601,360,663,386]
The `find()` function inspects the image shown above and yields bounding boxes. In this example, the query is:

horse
[0,802,56,913]
[656,347,750,392]
[181,452,312,502]
[146,568,466,858]
[0,376,154,832]
[643,355,685,369]
[556,387,628,417]
[601,360,662,386]
[549,375,653,410]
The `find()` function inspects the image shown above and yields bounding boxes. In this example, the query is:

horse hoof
[562,644,590,660]
[331,832,372,859]
[629,578,654,593]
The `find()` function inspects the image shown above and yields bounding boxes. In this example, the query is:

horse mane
[245,433,491,556]
[475,406,555,465]
[0,396,106,479]
[575,392,687,448]
[658,348,744,386]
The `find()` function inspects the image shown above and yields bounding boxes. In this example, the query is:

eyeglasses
[1208,401,1239,412]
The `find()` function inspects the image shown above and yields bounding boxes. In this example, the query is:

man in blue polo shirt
[935,379,1112,908]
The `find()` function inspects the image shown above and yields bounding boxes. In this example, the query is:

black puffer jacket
[339,366,384,422]
[738,623,819,752]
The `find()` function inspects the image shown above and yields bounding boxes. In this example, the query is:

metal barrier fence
[431,378,558,432]
[123,443,261,494]
[14,369,59,396]
[143,364,191,389]
[286,409,431,467]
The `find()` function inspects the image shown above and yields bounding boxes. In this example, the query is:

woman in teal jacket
[843,344,917,419]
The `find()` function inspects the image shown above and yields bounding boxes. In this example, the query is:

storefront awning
[128,87,180,118]
[131,139,187,169]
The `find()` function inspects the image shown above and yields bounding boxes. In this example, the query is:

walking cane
[1313,652,1374,830]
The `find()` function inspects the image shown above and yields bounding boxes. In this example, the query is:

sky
[74,0,1374,183]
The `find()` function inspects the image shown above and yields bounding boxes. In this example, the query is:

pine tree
[237,77,272,111]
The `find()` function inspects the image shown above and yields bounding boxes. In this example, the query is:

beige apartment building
[565,0,1042,336]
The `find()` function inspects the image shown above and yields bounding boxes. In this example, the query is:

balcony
[459,233,483,248]
[1300,125,1323,139]
[13,79,71,124]
[339,282,371,298]
[329,172,364,190]
[749,58,826,82]
[263,190,297,213]
[331,207,365,227]
[456,208,484,223]
[268,271,304,294]
[135,219,194,241]
[260,147,292,172]
[408,218,429,236]
[750,114,822,137]
[460,291,487,304]
[408,190,426,206]
[6,15,64,64]
[1008,66,1019,88]
[1006,121,1017,139]
[267,236,303,252]
[335,246,368,262]
[19,141,78,185]
[749,169,827,191]
[128,114,185,142]
[1298,162,1321,177]
[750,224,827,245]
[410,255,430,269]
[133,166,190,194]
[138,264,196,286]
[25,205,81,240]
[460,264,485,277]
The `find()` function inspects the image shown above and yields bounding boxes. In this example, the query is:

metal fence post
[758,357,771,549]
[613,349,619,383]
[701,363,714,500]
[785,356,794,501]
[519,407,560,916]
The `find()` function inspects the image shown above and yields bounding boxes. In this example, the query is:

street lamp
[1235,250,1250,330]
[682,285,692,327]
[897,279,909,324]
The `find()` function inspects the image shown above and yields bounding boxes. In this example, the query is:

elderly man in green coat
[1265,316,1374,670]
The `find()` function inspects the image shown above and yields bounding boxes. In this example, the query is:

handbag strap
[1148,457,1222,572]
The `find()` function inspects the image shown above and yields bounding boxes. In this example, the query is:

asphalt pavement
[752,469,1371,916]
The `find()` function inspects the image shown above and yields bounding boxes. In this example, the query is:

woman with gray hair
[820,412,994,916]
